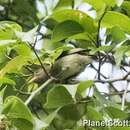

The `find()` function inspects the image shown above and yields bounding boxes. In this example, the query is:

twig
[101,90,130,96]
[30,45,50,79]
[90,64,108,79]
[94,70,130,83]
[121,82,129,111]
[33,23,44,48]
[14,88,31,95]
[27,22,51,79]
[86,33,97,45]
[96,8,107,80]
[25,78,54,105]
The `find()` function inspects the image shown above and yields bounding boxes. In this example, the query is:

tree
[0,0,130,130]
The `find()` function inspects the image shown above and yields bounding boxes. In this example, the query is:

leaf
[0,40,17,45]
[0,21,22,40]
[67,32,96,47]
[45,86,74,109]
[8,0,39,30]
[44,108,59,125]
[103,0,116,7]
[0,77,16,85]
[122,1,130,17]
[58,104,81,121]
[114,46,129,66]
[2,96,34,124]
[116,0,124,6]
[68,32,92,41]
[0,88,6,113]
[54,0,74,11]
[34,117,48,130]
[0,55,30,77]
[105,106,128,119]
[83,0,106,18]
[12,43,32,57]
[52,20,84,42]
[90,45,114,55]
[0,43,32,76]
[86,106,103,121]
[64,84,78,98]
[109,26,126,43]
[12,119,33,130]
[49,9,96,33]
[101,11,130,34]
[77,80,94,94]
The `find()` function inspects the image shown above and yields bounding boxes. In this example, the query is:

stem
[96,8,107,80]
[94,70,130,83]
[25,78,54,105]
[32,47,50,79]
[121,82,129,111]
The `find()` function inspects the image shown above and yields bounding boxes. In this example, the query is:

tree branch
[121,82,129,111]
[96,8,107,80]
[25,78,54,105]
[94,71,130,83]
[30,45,51,79]
[102,90,130,96]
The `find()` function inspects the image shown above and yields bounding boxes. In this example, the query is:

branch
[94,71,130,83]
[96,8,107,80]
[25,78,54,105]
[31,46,51,79]
[121,82,129,111]
[27,22,51,79]
[101,90,130,96]
[33,23,43,48]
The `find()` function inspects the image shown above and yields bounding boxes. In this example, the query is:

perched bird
[51,53,92,82]
[29,48,92,84]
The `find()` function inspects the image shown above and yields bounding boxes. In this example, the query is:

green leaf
[44,108,59,126]
[90,45,114,54]
[0,55,30,77]
[0,77,16,85]
[67,32,96,47]
[122,1,130,17]
[116,0,124,6]
[50,9,96,33]
[103,0,116,7]
[0,21,22,40]
[12,119,33,130]
[64,84,78,98]
[86,106,103,121]
[58,104,81,121]
[34,117,48,130]
[0,88,6,113]
[2,96,34,124]
[109,26,126,43]
[54,0,74,11]
[77,80,94,94]
[114,46,129,66]
[0,40,17,45]
[12,43,32,57]
[105,106,128,119]
[8,0,38,30]
[83,0,106,18]
[45,86,74,108]
[52,20,84,42]
[101,11,130,34]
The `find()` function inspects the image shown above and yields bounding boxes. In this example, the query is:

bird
[29,48,92,84]
[51,53,92,82]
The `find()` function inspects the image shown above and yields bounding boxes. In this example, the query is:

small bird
[29,48,92,84]
[51,53,92,82]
